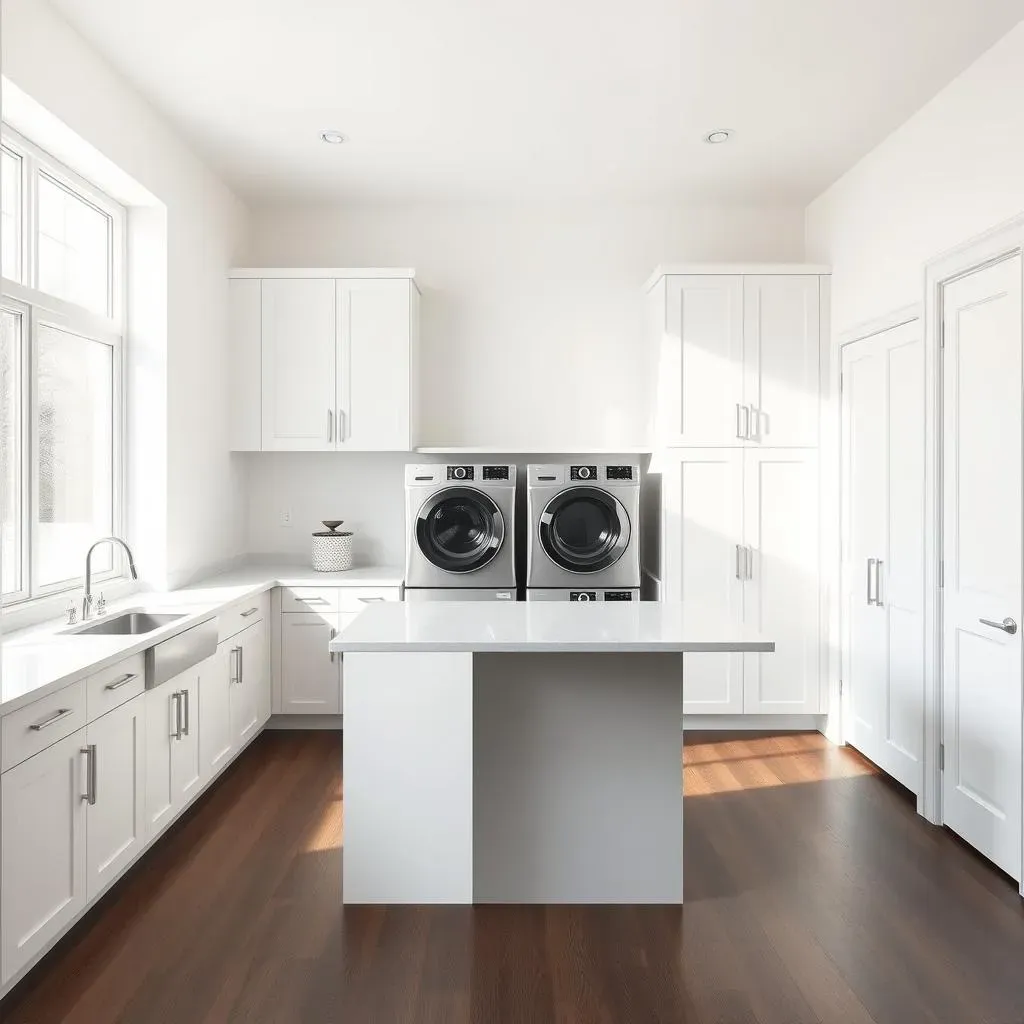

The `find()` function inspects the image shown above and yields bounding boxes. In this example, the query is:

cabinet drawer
[86,654,146,722]
[337,587,402,612]
[218,593,270,641]
[2,679,88,772]
[281,587,339,614]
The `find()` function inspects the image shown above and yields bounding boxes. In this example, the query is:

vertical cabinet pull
[735,403,749,440]
[735,544,744,580]
[745,546,754,580]
[330,627,337,662]
[239,645,244,685]
[866,558,876,605]
[338,409,346,443]
[874,560,884,607]
[172,691,183,740]
[327,408,334,442]
[81,745,97,804]
[183,688,190,736]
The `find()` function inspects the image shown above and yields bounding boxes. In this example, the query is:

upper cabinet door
[261,278,336,451]
[743,275,820,446]
[229,279,262,451]
[336,279,413,451]
[657,276,744,446]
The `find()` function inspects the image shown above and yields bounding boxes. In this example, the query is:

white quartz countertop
[330,602,775,654]
[1,561,403,715]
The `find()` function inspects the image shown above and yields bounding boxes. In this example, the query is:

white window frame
[1,123,127,608]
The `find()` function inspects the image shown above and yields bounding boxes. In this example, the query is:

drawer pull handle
[296,597,328,604]
[358,597,385,604]
[30,707,73,732]
[240,607,260,617]
[104,672,138,692]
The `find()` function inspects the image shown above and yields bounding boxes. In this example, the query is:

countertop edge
[331,642,776,654]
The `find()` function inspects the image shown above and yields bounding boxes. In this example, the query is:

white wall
[248,203,805,451]
[806,19,1024,333]
[1,0,250,591]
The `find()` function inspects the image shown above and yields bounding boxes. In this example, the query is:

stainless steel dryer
[405,463,517,596]
[526,463,641,590]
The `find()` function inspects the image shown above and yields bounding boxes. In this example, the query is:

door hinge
[939,743,945,771]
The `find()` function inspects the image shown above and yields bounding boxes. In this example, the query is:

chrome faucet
[83,536,139,620]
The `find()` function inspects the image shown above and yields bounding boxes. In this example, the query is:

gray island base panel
[335,603,773,905]
[343,651,686,904]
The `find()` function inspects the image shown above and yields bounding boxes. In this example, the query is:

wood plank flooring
[4,730,1024,1024]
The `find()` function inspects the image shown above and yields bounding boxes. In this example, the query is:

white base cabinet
[144,673,202,842]
[1,730,88,985]
[661,448,821,715]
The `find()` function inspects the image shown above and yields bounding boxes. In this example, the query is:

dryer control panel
[570,465,598,481]
[447,465,474,481]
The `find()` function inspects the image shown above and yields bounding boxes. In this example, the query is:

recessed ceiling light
[319,131,348,145]
[703,129,734,145]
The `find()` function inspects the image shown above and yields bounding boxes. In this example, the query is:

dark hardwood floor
[4,730,1024,1024]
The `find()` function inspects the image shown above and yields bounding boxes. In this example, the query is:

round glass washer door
[416,487,505,573]
[539,486,630,573]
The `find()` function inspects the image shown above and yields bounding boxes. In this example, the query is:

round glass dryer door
[416,487,505,573]
[539,486,630,573]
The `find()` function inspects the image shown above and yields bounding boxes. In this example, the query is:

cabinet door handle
[81,745,97,805]
[330,626,337,663]
[735,544,744,580]
[866,558,876,605]
[104,672,138,692]
[735,403,749,440]
[874,560,884,607]
[172,691,183,740]
[747,406,758,442]
[327,408,334,442]
[240,606,260,618]
[745,546,754,580]
[338,409,346,443]
[183,688,190,736]
[29,707,73,731]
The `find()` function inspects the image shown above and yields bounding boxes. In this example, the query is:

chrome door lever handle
[979,617,1018,635]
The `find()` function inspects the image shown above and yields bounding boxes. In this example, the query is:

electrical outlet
[280,509,292,528]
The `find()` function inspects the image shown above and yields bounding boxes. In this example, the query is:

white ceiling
[50,0,1024,205]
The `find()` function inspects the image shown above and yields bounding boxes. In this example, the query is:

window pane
[37,175,110,316]
[36,324,114,587]
[1,308,24,596]
[1,148,21,282]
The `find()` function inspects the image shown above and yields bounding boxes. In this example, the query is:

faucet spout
[83,536,139,619]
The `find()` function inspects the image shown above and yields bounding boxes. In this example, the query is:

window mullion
[23,149,39,291]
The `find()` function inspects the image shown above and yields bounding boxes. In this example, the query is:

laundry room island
[331,601,773,905]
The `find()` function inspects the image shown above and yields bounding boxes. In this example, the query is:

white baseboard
[266,714,343,730]
[683,714,828,733]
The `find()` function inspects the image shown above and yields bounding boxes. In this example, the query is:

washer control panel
[570,465,598,481]
[482,465,510,481]
[605,465,634,481]
[569,591,598,602]
[447,465,474,481]
[604,591,635,601]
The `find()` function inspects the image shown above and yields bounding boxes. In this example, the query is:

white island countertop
[331,601,774,654]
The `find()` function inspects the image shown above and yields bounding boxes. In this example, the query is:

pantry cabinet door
[743,449,821,713]
[1,730,88,984]
[743,275,820,446]
[261,278,336,451]
[661,450,745,714]
[657,275,744,446]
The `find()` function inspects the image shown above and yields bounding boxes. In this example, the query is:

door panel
[1,730,88,984]
[172,673,203,808]
[658,276,744,446]
[338,279,411,450]
[236,619,267,744]
[661,451,744,713]
[281,613,341,714]
[261,278,336,451]
[942,254,1023,881]
[86,697,145,900]
[200,646,234,779]
[144,687,177,839]
[841,321,925,793]
[743,450,820,713]
[744,275,820,446]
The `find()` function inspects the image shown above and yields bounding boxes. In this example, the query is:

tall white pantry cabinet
[647,266,830,716]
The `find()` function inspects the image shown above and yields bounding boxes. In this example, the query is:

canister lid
[313,519,352,537]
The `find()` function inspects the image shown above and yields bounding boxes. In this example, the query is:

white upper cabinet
[229,269,419,452]
[656,275,744,446]
[337,279,416,451]
[261,278,338,451]
[743,275,820,446]
[648,267,826,449]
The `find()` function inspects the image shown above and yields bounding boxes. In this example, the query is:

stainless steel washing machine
[405,463,517,597]
[526,463,641,590]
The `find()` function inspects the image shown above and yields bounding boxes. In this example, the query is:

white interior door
[743,449,820,713]
[661,450,744,713]
[657,275,744,446]
[337,279,412,450]
[941,254,1023,881]
[261,278,336,451]
[743,275,820,446]
[842,321,926,794]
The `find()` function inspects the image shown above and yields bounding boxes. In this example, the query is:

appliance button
[578,466,591,479]
[453,466,467,479]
